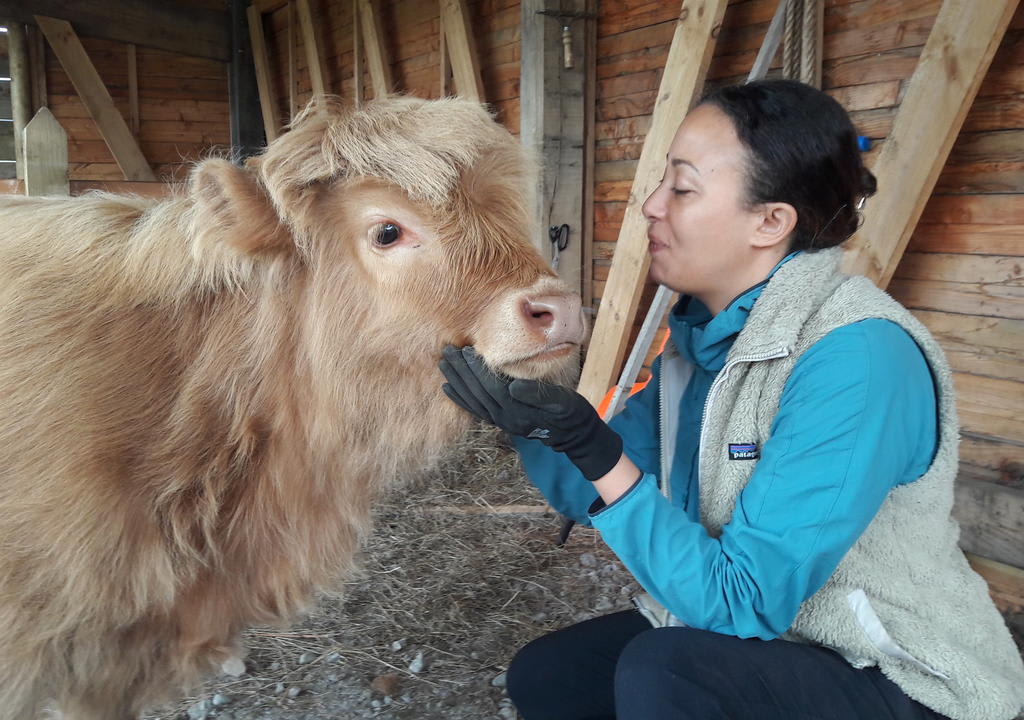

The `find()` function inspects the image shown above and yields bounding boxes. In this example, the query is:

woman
[439,80,1024,720]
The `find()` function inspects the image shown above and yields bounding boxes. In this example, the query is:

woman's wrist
[591,452,642,505]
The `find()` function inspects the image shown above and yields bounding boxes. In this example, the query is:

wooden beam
[966,552,1024,614]
[228,0,264,159]
[422,504,553,516]
[22,106,67,196]
[295,0,327,99]
[7,22,30,180]
[352,0,363,106]
[440,0,484,102]
[0,0,229,62]
[357,0,393,98]
[253,0,289,12]
[841,0,1019,288]
[0,178,170,197]
[288,2,298,119]
[247,4,281,142]
[577,0,729,405]
[126,44,139,135]
[35,16,155,181]
[438,7,450,97]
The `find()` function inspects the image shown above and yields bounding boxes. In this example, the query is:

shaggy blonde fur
[0,97,582,719]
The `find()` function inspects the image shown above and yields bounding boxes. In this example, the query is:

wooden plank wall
[590,0,1024,576]
[259,0,520,132]
[551,0,1024,624]
[252,1,1022,512]
[25,0,230,183]
[9,1,1023,504]
[591,0,792,373]
[46,38,229,182]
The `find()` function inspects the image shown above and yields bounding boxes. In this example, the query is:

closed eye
[672,188,692,196]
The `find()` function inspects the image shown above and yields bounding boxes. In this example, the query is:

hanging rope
[783,0,803,80]
[800,0,821,88]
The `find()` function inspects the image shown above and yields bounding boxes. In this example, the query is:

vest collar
[729,247,847,360]
[668,252,801,372]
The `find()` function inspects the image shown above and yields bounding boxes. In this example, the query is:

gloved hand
[439,345,623,482]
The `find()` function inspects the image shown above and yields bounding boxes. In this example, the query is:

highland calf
[0,97,585,719]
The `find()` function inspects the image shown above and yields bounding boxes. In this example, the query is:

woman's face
[642,104,779,312]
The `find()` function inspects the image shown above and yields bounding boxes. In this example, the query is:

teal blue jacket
[514,260,938,640]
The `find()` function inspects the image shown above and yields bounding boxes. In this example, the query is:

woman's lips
[648,237,668,254]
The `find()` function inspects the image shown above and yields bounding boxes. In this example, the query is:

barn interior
[0,1,1022,718]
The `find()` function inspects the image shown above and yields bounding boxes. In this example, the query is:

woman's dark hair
[699,79,877,252]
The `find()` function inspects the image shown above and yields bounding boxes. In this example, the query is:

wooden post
[581,0,597,311]
[357,0,392,98]
[247,3,281,141]
[35,16,156,180]
[520,0,589,292]
[841,0,1020,288]
[440,0,484,102]
[22,106,67,196]
[7,22,30,180]
[295,0,327,99]
[577,0,729,405]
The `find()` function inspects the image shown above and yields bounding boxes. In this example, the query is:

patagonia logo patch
[727,443,759,460]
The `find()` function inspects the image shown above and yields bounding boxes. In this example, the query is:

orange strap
[596,330,670,418]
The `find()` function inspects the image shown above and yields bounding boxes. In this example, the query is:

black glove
[439,345,623,482]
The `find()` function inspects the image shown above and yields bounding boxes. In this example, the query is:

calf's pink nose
[521,294,584,346]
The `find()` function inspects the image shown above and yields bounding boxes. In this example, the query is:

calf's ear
[189,158,292,255]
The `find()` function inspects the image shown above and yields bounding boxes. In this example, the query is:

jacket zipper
[696,345,790,494]
[659,361,671,503]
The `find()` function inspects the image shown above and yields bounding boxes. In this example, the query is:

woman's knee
[616,627,703,677]
[505,635,551,707]
[613,627,720,718]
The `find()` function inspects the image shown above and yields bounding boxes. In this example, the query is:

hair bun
[860,168,877,199]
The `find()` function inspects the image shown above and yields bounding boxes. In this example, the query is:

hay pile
[147,426,638,720]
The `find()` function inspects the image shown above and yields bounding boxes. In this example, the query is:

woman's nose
[641,183,666,222]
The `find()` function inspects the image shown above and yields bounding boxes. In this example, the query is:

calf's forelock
[255,96,532,243]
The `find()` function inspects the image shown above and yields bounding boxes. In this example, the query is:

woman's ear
[751,202,798,249]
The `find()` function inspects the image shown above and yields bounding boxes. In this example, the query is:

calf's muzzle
[520,293,585,348]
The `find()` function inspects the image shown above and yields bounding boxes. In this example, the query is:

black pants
[506,610,949,720]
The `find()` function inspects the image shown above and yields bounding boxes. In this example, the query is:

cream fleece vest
[684,247,1024,720]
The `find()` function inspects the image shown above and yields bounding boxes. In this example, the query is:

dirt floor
[145,426,640,720]
[145,425,1024,720]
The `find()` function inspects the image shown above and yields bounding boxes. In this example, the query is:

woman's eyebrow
[669,157,700,174]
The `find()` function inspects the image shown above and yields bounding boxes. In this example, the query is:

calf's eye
[374,223,401,247]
